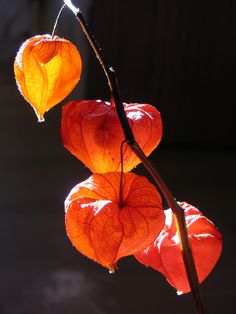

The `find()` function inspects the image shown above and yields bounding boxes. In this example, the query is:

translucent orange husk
[65,172,165,271]
[134,202,222,294]
[61,100,162,172]
[14,34,82,121]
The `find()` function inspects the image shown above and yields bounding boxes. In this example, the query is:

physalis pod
[61,100,162,173]
[134,202,222,294]
[65,172,164,271]
[14,34,82,121]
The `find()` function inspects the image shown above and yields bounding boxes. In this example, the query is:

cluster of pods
[14,34,222,295]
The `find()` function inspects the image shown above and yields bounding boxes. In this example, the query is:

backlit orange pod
[61,99,162,172]
[14,34,82,121]
[134,202,223,294]
[65,172,164,271]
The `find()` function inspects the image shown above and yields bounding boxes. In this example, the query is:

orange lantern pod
[65,172,164,271]
[14,34,82,121]
[61,100,162,173]
[134,202,222,294]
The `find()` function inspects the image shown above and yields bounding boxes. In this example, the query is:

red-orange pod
[134,202,222,294]
[61,99,162,172]
[14,34,82,121]
[65,172,164,271]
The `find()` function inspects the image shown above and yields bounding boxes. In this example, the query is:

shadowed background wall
[88,0,235,147]
[0,0,235,313]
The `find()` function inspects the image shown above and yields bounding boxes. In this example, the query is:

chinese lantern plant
[58,2,223,308]
[65,172,165,271]
[61,99,162,173]
[14,34,82,121]
[135,202,222,294]
[13,1,223,314]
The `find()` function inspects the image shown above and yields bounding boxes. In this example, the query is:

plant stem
[118,140,126,208]
[51,3,66,38]
[132,143,206,313]
[64,1,206,313]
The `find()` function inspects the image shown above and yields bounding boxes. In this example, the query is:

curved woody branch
[64,1,206,313]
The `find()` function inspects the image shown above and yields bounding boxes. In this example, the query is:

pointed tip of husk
[37,114,45,123]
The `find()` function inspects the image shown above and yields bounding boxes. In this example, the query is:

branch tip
[64,0,80,15]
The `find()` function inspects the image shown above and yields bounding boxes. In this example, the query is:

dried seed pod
[61,99,162,172]
[134,202,223,294]
[14,34,82,121]
[65,172,164,271]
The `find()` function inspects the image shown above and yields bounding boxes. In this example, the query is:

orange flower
[134,202,222,294]
[61,100,162,172]
[14,34,82,121]
[65,172,164,271]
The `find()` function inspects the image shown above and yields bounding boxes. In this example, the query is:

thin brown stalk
[64,1,207,313]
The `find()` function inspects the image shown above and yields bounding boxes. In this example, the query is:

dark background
[0,0,235,313]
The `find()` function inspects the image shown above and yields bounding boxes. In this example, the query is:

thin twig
[51,3,66,38]
[64,1,206,313]
[74,9,135,143]
[119,140,127,207]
